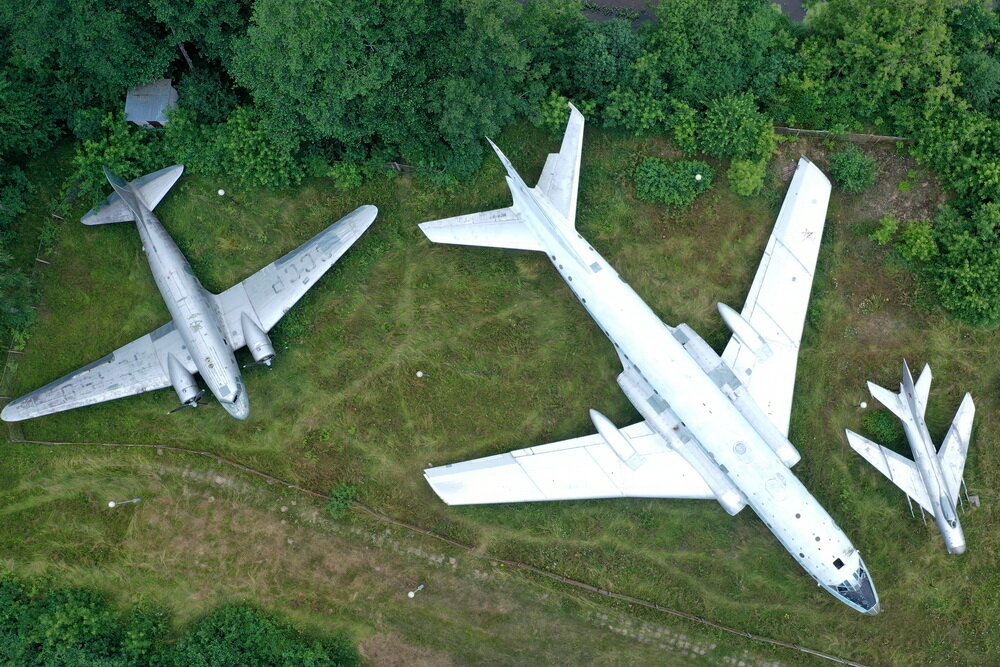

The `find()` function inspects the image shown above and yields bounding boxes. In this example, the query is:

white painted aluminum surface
[419,106,879,613]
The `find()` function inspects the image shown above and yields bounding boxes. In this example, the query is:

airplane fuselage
[899,389,966,553]
[505,173,878,612]
[131,195,249,419]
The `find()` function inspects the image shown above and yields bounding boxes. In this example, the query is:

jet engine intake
[168,354,201,405]
[241,313,275,366]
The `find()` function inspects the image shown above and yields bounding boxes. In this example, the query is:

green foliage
[870,214,901,246]
[0,251,35,341]
[927,201,1000,325]
[639,0,797,109]
[214,107,305,190]
[164,604,360,666]
[147,0,250,64]
[327,483,358,519]
[0,0,174,124]
[957,52,1000,114]
[0,165,32,244]
[899,219,938,262]
[70,113,164,206]
[231,0,552,177]
[698,94,775,160]
[828,145,876,193]
[633,158,713,209]
[665,99,699,153]
[861,409,905,447]
[537,91,595,136]
[779,0,959,130]
[726,156,769,196]
[559,19,640,102]
[0,577,359,666]
[0,68,54,159]
[175,68,239,125]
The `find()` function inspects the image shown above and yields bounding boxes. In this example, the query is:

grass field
[2,124,998,664]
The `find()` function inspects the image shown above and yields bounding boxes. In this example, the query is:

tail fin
[901,360,931,417]
[82,165,184,225]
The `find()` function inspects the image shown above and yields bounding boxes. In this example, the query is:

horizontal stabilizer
[82,165,184,225]
[867,381,907,422]
[846,429,932,513]
[938,392,975,505]
[535,103,585,225]
[419,207,543,251]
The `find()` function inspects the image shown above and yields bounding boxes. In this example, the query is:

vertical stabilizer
[912,363,932,416]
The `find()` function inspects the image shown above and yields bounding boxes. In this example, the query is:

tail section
[902,360,932,417]
[866,380,907,422]
[82,165,184,225]
[938,392,975,505]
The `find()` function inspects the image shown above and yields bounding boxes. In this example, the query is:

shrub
[665,99,699,154]
[899,219,938,262]
[634,158,713,209]
[327,483,358,519]
[861,409,904,447]
[726,156,769,196]
[698,94,775,160]
[829,145,876,192]
[870,214,900,245]
[0,165,32,244]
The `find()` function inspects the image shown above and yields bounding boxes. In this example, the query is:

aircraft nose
[948,543,966,555]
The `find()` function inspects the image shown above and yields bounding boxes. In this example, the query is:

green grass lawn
[2,125,998,664]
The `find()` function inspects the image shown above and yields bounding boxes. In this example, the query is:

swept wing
[425,420,715,505]
[845,430,933,512]
[721,157,831,436]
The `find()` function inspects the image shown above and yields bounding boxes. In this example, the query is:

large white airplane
[2,166,377,422]
[846,362,974,554]
[418,105,880,614]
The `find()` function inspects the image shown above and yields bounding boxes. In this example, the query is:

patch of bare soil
[359,632,455,667]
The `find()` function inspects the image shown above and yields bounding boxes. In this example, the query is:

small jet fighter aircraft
[1,166,377,422]
[418,105,880,614]
[846,362,975,554]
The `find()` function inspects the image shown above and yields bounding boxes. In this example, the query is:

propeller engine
[241,314,275,368]
[167,354,206,413]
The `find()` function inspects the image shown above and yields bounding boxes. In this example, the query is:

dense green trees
[2,0,1000,326]
[0,576,360,666]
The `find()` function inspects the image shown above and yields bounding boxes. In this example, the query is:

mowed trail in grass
[3,125,999,664]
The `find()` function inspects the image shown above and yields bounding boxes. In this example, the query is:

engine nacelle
[168,354,200,405]
[590,409,644,470]
[718,302,772,361]
[241,314,275,366]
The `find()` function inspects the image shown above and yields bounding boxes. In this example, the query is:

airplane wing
[424,421,715,505]
[418,207,543,251]
[215,205,378,344]
[721,157,831,436]
[0,322,195,421]
[845,430,933,513]
[938,393,975,504]
[534,103,585,225]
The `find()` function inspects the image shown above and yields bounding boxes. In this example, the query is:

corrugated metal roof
[125,79,178,127]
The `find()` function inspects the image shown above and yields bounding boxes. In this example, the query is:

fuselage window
[833,558,845,570]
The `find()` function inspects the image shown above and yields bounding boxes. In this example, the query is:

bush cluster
[634,158,714,209]
[828,145,877,193]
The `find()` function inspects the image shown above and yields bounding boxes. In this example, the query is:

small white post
[407,584,425,599]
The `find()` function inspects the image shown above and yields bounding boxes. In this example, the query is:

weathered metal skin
[105,169,249,419]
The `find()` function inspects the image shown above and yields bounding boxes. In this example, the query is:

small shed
[125,79,178,128]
